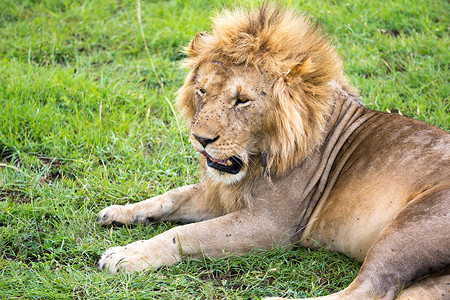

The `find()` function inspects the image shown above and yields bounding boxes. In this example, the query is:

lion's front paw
[97,241,156,273]
[97,205,134,226]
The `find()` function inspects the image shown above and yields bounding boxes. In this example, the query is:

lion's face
[189,62,267,184]
[177,6,345,186]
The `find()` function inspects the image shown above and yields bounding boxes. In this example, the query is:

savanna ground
[0,0,448,298]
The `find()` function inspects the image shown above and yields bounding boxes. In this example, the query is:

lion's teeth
[211,157,232,166]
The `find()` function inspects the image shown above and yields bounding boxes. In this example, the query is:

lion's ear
[185,31,212,57]
[284,55,314,83]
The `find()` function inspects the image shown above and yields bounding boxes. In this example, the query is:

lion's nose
[193,134,220,148]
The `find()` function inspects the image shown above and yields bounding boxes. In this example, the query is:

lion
[96,4,450,300]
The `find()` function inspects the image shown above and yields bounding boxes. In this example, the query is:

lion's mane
[176,4,353,214]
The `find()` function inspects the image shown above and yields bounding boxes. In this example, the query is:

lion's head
[176,4,349,185]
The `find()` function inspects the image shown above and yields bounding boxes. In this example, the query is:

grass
[0,0,448,298]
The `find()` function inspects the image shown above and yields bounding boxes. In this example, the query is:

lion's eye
[198,88,206,97]
[235,97,249,106]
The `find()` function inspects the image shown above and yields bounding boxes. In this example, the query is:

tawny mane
[177,4,350,177]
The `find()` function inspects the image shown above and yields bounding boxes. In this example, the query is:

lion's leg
[97,207,292,273]
[395,269,450,300]
[97,184,216,225]
[265,272,450,300]
[265,184,450,300]
[336,184,450,299]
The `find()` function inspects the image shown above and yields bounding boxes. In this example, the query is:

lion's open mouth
[192,145,243,175]
[206,156,243,174]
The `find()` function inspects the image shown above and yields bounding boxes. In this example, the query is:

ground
[0,0,448,298]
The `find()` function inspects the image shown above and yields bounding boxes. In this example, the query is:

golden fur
[178,5,342,174]
[176,4,351,214]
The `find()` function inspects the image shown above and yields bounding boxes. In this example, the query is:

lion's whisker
[228,143,258,169]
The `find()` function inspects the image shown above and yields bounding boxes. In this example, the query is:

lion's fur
[175,4,358,214]
[177,4,352,177]
[202,174,255,215]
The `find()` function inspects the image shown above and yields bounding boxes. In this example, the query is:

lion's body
[303,104,449,262]
[97,4,450,300]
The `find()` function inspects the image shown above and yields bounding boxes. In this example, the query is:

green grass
[0,0,448,298]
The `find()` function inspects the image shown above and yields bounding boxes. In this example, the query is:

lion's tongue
[192,146,230,165]
[192,145,240,173]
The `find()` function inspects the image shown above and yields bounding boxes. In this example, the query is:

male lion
[97,4,449,300]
